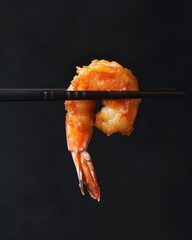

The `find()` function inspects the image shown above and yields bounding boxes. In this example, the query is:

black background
[0,0,192,239]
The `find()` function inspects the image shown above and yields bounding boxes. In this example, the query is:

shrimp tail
[81,151,100,201]
[72,151,100,201]
[71,152,85,195]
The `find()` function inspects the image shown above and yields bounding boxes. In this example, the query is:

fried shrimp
[65,60,140,201]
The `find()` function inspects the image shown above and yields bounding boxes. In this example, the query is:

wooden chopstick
[0,88,185,102]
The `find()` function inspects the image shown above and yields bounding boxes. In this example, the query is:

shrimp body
[65,60,140,200]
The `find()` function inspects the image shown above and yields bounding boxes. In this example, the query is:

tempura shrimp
[65,60,140,201]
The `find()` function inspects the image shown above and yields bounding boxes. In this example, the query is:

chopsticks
[0,88,185,102]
